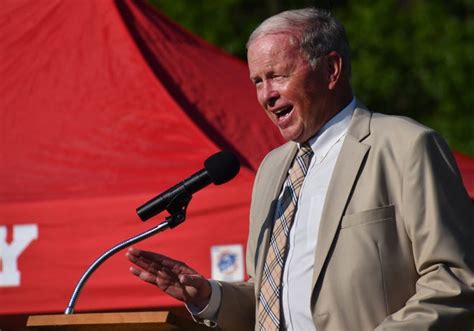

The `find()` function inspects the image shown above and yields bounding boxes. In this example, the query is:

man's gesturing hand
[126,247,211,310]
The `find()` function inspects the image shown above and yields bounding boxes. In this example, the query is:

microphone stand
[64,192,192,314]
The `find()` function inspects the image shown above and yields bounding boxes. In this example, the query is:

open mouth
[274,106,293,119]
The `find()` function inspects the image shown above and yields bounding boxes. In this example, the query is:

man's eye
[272,75,285,81]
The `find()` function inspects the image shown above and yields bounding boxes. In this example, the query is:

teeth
[275,107,291,116]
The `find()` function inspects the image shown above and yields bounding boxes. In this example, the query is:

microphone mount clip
[165,190,192,229]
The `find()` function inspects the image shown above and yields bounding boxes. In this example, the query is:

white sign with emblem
[211,244,244,282]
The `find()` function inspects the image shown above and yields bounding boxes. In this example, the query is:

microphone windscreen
[204,151,240,185]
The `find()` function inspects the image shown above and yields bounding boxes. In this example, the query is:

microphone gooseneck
[65,221,171,314]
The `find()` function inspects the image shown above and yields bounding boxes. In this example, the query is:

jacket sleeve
[215,280,255,331]
[376,131,474,330]
[213,214,258,331]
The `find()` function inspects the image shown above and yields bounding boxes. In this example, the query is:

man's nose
[261,83,279,108]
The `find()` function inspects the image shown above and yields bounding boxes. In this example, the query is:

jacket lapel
[311,104,372,290]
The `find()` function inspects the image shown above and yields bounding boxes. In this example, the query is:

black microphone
[136,151,240,221]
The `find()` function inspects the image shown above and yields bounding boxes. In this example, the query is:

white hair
[247,8,351,78]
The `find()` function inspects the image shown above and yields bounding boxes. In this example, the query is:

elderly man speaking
[127,8,474,331]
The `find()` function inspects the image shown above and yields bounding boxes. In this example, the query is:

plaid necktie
[257,144,314,331]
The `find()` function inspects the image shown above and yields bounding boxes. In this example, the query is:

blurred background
[1,1,472,330]
[150,0,474,155]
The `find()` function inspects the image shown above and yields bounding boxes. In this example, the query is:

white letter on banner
[0,224,38,287]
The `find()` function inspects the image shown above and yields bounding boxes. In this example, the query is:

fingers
[127,248,185,283]
[129,266,157,285]
[129,266,141,277]
[127,247,194,275]
[128,247,179,265]
[127,251,161,271]
[129,265,177,288]
[127,248,200,284]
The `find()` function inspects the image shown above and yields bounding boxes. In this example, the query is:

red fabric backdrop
[0,0,472,318]
[0,0,282,315]
[454,152,474,198]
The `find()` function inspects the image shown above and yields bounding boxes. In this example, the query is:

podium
[26,311,214,331]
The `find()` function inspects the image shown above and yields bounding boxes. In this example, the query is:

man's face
[248,33,331,143]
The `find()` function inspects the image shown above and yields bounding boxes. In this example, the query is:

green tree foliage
[149,0,473,155]
[340,0,474,155]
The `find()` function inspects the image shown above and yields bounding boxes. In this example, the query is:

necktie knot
[298,143,313,157]
[295,143,314,176]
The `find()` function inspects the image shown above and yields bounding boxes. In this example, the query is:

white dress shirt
[190,98,356,330]
[281,99,355,330]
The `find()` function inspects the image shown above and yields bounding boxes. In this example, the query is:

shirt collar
[300,97,356,164]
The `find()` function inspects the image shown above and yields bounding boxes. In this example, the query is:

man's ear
[325,51,343,90]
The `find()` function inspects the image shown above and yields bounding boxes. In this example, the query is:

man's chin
[279,128,305,144]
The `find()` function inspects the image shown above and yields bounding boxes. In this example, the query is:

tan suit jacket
[214,104,474,330]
